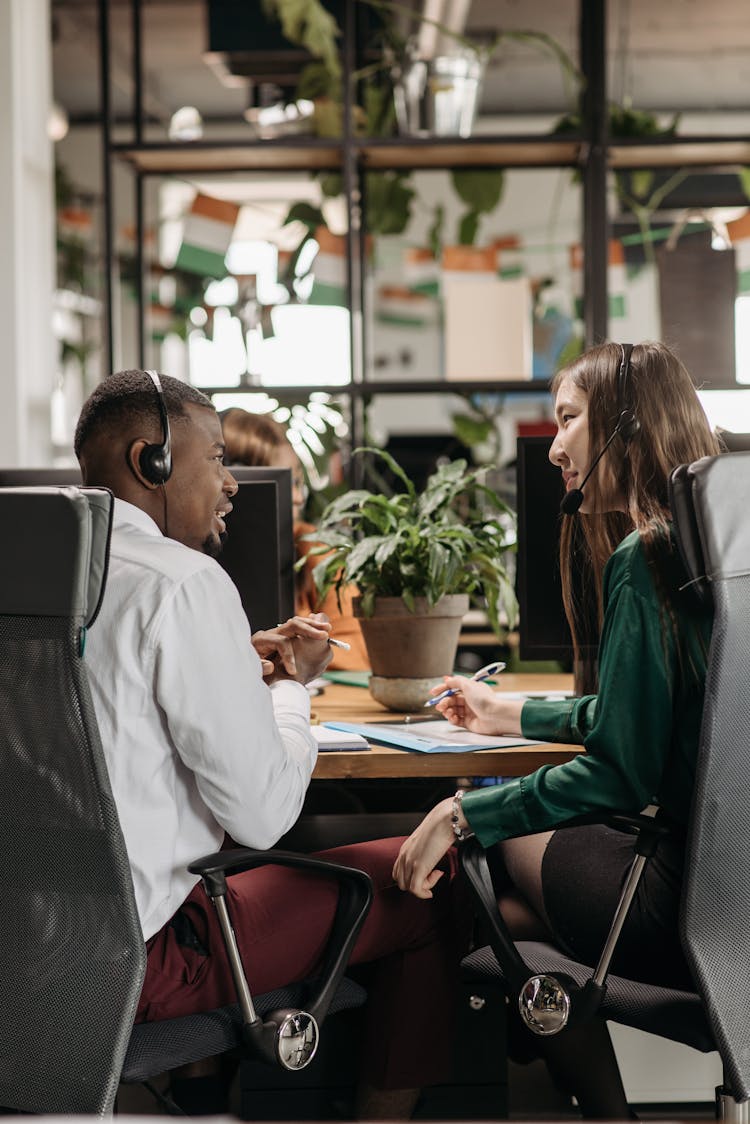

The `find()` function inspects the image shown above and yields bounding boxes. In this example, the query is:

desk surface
[311,673,579,779]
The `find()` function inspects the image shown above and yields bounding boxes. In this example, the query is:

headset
[138,369,173,486]
[560,343,640,515]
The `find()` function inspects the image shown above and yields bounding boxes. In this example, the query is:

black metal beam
[580,0,609,346]
[97,0,115,375]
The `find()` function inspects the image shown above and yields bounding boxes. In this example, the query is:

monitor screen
[218,466,295,631]
[516,437,601,672]
[0,465,295,633]
[0,468,82,485]
[516,436,572,661]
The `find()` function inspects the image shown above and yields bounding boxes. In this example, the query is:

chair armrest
[188,847,373,1026]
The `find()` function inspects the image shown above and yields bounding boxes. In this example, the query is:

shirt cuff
[269,678,311,714]
[461,780,529,849]
[521,697,576,742]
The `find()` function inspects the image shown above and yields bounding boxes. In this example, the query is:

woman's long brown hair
[551,341,721,670]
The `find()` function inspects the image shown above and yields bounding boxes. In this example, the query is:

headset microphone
[559,343,639,517]
[559,420,626,515]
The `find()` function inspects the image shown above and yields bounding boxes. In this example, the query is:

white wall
[0,0,56,466]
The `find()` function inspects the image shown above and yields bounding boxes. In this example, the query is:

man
[74,371,466,1116]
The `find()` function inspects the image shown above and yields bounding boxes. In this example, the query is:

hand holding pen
[424,661,506,707]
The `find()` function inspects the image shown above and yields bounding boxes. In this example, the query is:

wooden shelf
[113,135,584,175]
[610,137,750,169]
[115,134,750,177]
[358,137,582,170]
[113,140,342,175]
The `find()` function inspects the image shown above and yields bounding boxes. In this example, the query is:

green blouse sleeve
[462,543,677,848]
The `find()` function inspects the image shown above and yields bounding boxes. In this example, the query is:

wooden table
[310,673,580,779]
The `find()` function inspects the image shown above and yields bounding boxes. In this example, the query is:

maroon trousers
[136,838,469,1090]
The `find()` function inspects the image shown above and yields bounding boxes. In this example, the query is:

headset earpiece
[616,407,640,443]
[138,441,171,486]
[617,344,638,443]
[138,370,172,486]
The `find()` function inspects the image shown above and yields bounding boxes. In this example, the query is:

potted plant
[304,447,516,709]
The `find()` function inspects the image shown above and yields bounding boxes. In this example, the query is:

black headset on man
[560,343,640,516]
[138,369,173,486]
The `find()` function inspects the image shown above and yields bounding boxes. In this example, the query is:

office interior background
[3,0,750,1110]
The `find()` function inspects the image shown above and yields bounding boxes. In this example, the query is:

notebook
[312,724,370,752]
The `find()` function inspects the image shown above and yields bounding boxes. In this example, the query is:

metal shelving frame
[98,0,750,454]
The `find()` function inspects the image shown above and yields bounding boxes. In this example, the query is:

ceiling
[51,0,750,131]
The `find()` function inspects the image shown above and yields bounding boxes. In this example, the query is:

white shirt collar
[113,497,163,538]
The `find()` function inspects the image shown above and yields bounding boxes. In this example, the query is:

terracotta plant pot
[353,594,469,710]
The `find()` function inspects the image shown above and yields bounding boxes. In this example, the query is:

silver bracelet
[451,789,475,842]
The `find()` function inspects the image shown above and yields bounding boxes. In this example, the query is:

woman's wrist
[450,789,475,842]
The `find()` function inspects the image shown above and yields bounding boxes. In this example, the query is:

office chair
[0,485,372,1116]
[459,451,750,1121]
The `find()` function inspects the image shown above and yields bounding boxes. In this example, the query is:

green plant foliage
[451,169,505,213]
[304,447,517,634]
[366,172,415,235]
[739,168,750,202]
[261,0,341,80]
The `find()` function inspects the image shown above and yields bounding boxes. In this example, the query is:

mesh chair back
[675,453,750,1100]
[0,487,145,1115]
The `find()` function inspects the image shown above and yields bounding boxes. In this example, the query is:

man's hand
[252,613,333,684]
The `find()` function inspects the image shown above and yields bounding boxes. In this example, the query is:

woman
[221,408,368,670]
[394,340,721,989]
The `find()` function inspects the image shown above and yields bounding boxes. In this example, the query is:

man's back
[86,498,316,939]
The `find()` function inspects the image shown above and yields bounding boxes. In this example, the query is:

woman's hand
[431,676,524,735]
[392,798,457,899]
[252,613,332,682]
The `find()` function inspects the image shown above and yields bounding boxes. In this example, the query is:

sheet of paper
[323,720,540,754]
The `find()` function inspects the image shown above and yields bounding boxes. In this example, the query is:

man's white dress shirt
[85,500,317,940]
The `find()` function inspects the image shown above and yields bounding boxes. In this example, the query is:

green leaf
[739,168,750,203]
[318,173,343,199]
[296,60,338,101]
[262,0,341,81]
[344,535,390,581]
[458,209,480,246]
[363,82,396,137]
[451,169,504,214]
[365,172,415,236]
[353,446,416,499]
[427,205,445,260]
[451,412,493,448]
[283,202,325,231]
[628,170,655,201]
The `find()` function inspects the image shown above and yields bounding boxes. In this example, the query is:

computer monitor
[0,465,295,633]
[516,436,601,676]
[218,466,296,631]
[0,468,83,485]
[516,436,572,661]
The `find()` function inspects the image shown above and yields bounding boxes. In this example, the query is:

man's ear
[126,438,162,490]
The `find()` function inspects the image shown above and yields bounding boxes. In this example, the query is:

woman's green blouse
[462,527,713,849]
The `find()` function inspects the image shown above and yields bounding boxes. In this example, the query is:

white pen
[328,637,351,651]
[424,660,506,707]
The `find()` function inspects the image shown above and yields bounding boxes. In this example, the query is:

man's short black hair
[74,370,213,458]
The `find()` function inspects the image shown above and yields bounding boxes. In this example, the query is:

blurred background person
[221,407,368,671]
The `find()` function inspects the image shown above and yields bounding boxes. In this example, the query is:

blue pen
[424,660,506,707]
